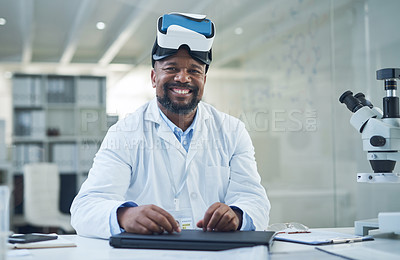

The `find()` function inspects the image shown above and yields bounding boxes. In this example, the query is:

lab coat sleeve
[70,124,137,239]
[225,122,271,231]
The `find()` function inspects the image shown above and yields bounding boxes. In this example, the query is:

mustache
[163,82,197,91]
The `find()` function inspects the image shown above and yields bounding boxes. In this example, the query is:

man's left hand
[196,202,242,231]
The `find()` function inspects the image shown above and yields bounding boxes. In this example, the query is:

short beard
[157,82,200,115]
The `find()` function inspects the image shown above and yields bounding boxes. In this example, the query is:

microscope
[339,68,400,236]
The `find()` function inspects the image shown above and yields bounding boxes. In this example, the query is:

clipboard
[273,229,374,245]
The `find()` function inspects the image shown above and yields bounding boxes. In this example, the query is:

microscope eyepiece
[339,91,364,113]
[354,93,374,108]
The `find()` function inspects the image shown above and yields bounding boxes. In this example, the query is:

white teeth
[173,89,189,94]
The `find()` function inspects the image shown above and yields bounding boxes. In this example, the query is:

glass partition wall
[201,0,400,228]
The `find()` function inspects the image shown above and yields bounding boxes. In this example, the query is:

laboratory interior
[0,0,400,258]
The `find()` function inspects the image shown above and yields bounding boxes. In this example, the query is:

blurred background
[0,0,399,233]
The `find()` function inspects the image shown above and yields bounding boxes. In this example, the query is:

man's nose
[174,70,191,83]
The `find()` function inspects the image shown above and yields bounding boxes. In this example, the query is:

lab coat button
[190,192,197,199]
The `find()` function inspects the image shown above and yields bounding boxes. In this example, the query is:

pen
[331,237,363,244]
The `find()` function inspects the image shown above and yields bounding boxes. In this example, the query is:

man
[70,13,270,239]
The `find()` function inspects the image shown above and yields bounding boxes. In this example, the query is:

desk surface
[6,228,400,260]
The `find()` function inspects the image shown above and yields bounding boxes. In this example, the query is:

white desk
[6,228,400,260]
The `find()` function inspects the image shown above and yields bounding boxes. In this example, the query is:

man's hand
[117,204,181,234]
[196,202,243,232]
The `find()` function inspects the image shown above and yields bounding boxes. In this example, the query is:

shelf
[12,136,46,143]
[13,105,44,109]
[11,73,109,224]
[47,136,79,142]
[46,104,75,109]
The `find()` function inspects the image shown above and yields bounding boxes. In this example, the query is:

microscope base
[355,212,400,236]
[355,218,379,236]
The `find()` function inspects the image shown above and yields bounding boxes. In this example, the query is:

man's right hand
[117,204,181,234]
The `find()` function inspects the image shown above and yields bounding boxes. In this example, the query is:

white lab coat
[70,98,270,239]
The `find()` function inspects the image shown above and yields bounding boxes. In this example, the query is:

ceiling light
[0,18,6,26]
[234,27,243,35]
[96,22,106,30]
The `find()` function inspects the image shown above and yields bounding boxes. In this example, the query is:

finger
[152,206,181,233]
[129,219,153,235]
[133,206,171,234]
[136,213,165,233]
[215,212,236,231]
[202,203,221,231]
[207,205,230,231]
[146,209,175,233]
[146,205,180,233]
[196,219,204,229]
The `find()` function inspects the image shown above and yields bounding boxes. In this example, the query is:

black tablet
[8,234,58,244]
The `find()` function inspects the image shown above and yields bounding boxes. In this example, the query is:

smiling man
[70,13,270,239]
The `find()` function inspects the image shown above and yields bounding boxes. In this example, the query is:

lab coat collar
[144,98,211,124]
[144,98,211,156]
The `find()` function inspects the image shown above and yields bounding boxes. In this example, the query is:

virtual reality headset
[151,13,215,69]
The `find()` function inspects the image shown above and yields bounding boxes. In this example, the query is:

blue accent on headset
[160,14,213,37]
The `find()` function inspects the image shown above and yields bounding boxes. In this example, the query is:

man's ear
[151,68,156,88]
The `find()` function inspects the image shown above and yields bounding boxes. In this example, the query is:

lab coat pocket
[205,166,231,202]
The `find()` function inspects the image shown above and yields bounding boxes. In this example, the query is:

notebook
[109,229,275,251]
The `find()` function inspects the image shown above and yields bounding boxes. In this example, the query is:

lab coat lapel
[145,98,186,155]
[158,120,186,154]
[186,103,210,169]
